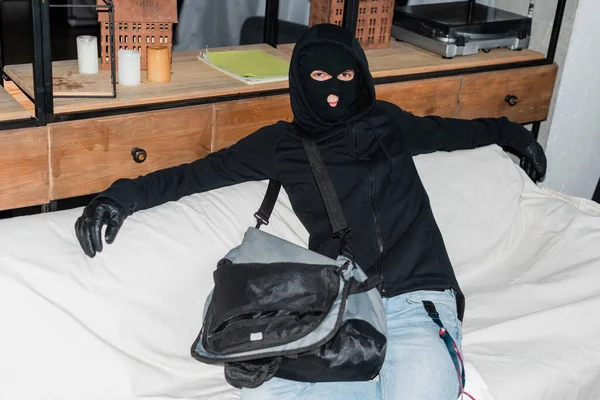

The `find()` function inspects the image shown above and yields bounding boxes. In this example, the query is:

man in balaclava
[296,42,366,122]
[74,24,546,399]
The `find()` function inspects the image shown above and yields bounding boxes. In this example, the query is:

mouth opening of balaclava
[297,43,366,123]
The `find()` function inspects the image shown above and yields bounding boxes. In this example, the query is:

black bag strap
[253,126,353,258]
[296,131,350,240]
[254,180,282,228]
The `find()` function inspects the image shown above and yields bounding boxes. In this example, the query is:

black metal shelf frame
[48,1,117,101]
[0,0,116,130]
[2,0,566,133]
[31,0,116,126]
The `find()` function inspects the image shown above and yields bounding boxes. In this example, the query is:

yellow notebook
[198,49,290,85]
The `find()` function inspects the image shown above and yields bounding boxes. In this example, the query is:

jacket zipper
[350,123,386,294]
[368,166,386,295]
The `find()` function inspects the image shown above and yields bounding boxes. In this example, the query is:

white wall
[540,0,600,199]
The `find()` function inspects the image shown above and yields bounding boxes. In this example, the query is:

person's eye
[310,70,332,81]
[338,70,355,81]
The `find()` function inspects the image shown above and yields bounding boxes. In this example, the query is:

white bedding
[1,145,599,400]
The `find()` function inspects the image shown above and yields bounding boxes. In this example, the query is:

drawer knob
[505,95,519,107]
[131,147,147,163]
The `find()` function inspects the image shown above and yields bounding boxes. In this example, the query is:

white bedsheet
[0,145,599,400]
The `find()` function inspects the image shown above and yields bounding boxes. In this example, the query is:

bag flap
[204,261,340,355]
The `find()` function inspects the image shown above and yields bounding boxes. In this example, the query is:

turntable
[391,1,532,58]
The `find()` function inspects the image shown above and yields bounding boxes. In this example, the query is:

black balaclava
[297,43,364,123]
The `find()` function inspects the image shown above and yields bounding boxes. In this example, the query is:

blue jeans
[240,289,463,400]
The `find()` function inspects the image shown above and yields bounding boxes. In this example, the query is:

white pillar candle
[76,35,98,74]
[118,49,141,86]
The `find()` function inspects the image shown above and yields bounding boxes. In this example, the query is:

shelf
[3,44,291,116]
[2,41,546,117]
[278,40,546,78]
[0,85,32,123]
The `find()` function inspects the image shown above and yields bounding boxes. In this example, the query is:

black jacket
[99,25,535,321]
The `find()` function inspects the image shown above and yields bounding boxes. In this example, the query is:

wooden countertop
[0,85,31,122]
[3,41,545,116]
[3,44,290,116]
[278,40,545,78]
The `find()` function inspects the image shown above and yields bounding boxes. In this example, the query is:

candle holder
[48,0,117,99]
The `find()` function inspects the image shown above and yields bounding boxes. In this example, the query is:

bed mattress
[0,145,599,400]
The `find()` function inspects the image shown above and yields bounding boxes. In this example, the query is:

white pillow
[0,145,524,400]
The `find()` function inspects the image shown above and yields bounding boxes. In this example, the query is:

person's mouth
[327,94,339,108]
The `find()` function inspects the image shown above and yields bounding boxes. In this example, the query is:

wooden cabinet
[375,77,461,117]
[0,127,49,211]
[0,62,559,210]
[210,78,464,151]
[377,64,558,123]
[457,64,558,123]
[212,95,294,152]
[49,105,212,200]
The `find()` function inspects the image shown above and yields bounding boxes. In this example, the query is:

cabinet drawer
[211,78,461,151]
[375,77,461,117]
[212,95,293,152]
[50,105,212,200]
[457,64,558,123]
[0,127,49,211]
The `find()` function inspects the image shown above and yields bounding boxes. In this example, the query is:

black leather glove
[75,197,127,258]
[519,141,547,182]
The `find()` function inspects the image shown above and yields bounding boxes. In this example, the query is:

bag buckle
[254,211,269,229]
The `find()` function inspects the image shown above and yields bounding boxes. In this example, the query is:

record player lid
[396,2,529,28]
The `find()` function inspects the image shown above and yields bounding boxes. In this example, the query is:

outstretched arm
[379,101,546,180]
[99,123,281,215]
[75,123,282,258]
[379,101,533,155]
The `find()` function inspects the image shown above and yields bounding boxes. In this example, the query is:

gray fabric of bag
[193,227,386,363]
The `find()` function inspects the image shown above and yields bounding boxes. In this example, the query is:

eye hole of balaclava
[297,43,363,123]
